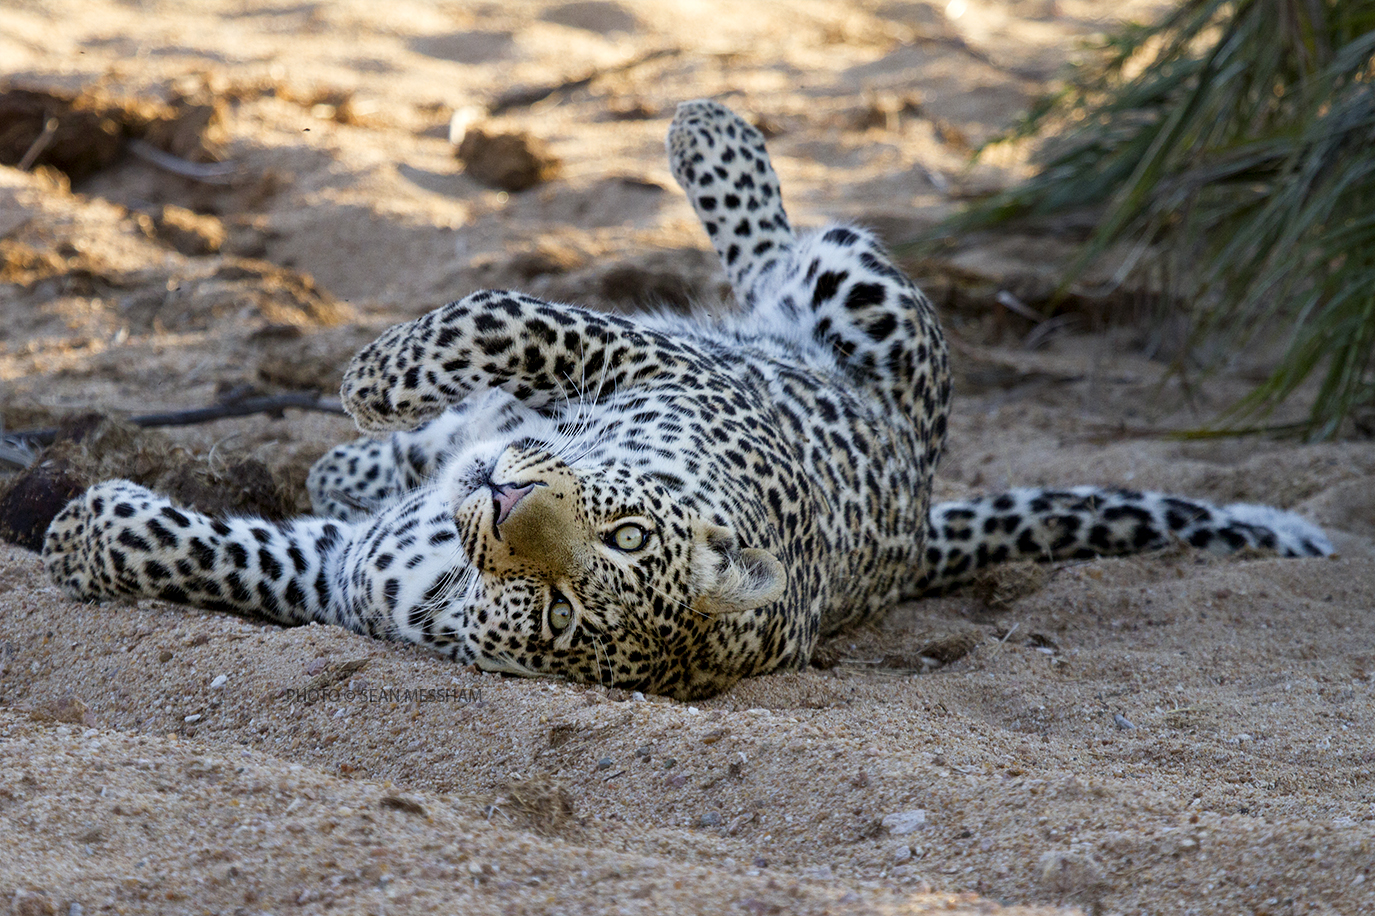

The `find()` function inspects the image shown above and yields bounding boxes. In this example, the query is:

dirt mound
[0,414,291,550]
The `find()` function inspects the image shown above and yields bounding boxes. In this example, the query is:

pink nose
[490,481,536,526]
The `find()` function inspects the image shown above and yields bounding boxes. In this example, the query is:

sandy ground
[2,2,1373,913]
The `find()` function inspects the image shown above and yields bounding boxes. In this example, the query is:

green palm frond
[942,0,1375,438]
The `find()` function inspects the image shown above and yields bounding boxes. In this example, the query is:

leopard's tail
[915,486,1331,594]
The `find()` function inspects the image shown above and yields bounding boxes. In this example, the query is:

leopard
[42,100,1332,701]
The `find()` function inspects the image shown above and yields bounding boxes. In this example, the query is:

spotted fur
[43,101,1331,700]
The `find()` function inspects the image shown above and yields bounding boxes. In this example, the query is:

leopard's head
[444,443,787,699]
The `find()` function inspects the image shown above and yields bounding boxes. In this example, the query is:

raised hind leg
[667,99,952,467]
[668,99,797,304]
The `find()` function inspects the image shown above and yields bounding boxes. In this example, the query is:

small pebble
[881,810,927,835]
[210,675,228,690]
[663,757,677,769]
[184,713,202,723]
[698,811,722,827]
[1114,713,1136,730]
[9,894,55,916]
[891,844,913,865]
[596,757,613,770]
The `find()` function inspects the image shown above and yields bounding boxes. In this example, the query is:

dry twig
[125,138,240,184]
[5,392,347,456]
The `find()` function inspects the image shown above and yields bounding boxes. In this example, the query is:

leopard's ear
[690,522,786,614]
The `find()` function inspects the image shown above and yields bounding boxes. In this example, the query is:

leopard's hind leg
[667,99,952,468]
[668,99,797,304]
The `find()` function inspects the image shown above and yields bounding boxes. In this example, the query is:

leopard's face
[441,444,786,697]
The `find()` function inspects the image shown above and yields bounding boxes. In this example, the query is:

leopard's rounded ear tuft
[690,522,786,614]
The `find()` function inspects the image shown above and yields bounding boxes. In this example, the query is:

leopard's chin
[472,654,543,678]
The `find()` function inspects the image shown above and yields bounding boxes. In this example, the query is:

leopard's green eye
[549,596,574,631]
[610,523,648,552]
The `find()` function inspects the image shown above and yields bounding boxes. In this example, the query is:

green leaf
[925,0,1375,439]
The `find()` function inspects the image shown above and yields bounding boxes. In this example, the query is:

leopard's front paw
[42,480,158,601]
[341,313,455,435]
[306,438,400,521]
